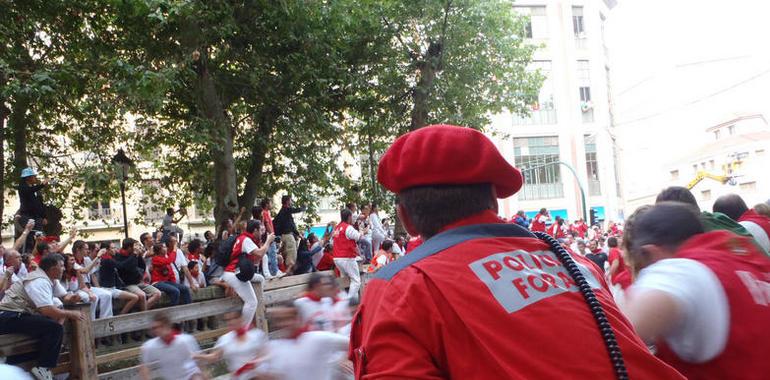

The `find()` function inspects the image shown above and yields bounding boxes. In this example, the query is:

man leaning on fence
[0,254,84,380]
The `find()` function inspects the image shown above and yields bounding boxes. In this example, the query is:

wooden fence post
[254,282,268,332]
[66,302,97,380]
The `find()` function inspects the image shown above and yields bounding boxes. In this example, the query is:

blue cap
[20,167,38,178]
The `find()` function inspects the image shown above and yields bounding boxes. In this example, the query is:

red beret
[377,124,523,198]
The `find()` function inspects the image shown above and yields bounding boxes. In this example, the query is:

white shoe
[31,367,53,380]
[276,270,287,278]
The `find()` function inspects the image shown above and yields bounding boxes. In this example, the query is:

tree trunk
[191,54,238,231]
[409,42,443,131]
[237,105,279,211]
[0,72,6,231]
[9,97,30,176]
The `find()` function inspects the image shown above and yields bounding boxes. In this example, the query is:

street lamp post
[111,149,134,240]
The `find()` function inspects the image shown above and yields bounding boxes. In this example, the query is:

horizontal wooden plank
[92,297,243,338]
[263,284,305,306]
[98,364,142,380]
[0,334,38,356]
[264,271,332,291]
[95,327,230,366]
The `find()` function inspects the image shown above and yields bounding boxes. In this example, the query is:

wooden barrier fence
[0,269,371,379]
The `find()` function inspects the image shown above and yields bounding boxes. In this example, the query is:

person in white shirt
[71,240,112,319]
[294,273,340,332]
[261,304,351,380]
[140,313,204,380]
[166,234,198,292]
[332,209,367,300]
[0,249,24,299]
[0,254,84,380]
[368,203,386,254]
[195,310,268,380]
[187,261,206,288]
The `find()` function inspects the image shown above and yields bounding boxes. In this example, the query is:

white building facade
[489,0,622,225]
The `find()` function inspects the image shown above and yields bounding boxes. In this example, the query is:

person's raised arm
[233,207,247,229]
[249,234,275,259]
[13,220,35,251]
[623,289,682,343]
[57,227,78,253]
[193,348,223,364]
[289,206,306,214]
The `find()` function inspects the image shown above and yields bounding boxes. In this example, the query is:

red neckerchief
[118,249,131,257]
[190,267,200,278]
[590,248,603,254]
[235,324,253,339]
[101,253,113,260]
[160,330,178,345]
[234,362,256,376]
[303,291,339,303]
[168,247,177,262]
[75,256,84,265]
[188,253,200,262]
[289,326,309,340]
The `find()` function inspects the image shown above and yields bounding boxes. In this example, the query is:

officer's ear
[396,203,419,237]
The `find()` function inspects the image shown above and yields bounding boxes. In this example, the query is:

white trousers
[334,258,361,300]
[91,287,114,319]
[222,272,257,327]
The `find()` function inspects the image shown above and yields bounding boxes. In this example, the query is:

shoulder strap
[375,223,534,280]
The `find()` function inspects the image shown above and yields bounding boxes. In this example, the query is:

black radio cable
[533,231,629,380]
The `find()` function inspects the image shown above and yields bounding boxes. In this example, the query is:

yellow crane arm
[687,170,729,190]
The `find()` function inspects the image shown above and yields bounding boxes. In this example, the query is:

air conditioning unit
[580,101,594,112]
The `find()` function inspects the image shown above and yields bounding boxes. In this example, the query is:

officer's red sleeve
[351,272,445,379]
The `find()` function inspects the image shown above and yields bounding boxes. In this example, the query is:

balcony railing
[512,108,558,126]
[518,182,564,200]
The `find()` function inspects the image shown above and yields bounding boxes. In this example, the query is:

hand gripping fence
[533,231,629,380]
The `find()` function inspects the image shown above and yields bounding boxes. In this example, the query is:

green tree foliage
[0,0,541,232]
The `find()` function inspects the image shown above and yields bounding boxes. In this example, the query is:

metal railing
[512,108,558,126]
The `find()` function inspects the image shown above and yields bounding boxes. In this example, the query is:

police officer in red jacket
[350,125,683,379]
[623,202,770,380]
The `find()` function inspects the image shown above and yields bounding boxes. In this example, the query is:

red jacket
[531,214,548,232]
[350,211,683,379]
[151,255,176,283]
[332,222,358,259]
[608,248,632,289]
[738,209,770,241]
[656,231,770,379]
[225,232,257,272]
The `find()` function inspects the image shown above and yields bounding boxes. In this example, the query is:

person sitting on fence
[194,310,268,380]
[1,249,25,299]
[166,234,199,294]
[0,254,84,380]
[140,312,204,380]
[71,240,113,320]
[294,234,325,275]
[114,238,161,312]
[187,261,206,288]
[150,243,192,306]
[259,303,351,380]
[222,219,274,328]
[368,240,398,273]
[61,254,99,320]
[94,242,140,315]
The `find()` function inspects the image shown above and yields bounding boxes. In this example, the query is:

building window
[514,61,557,125]
[728,125,735,135]
[692,164,698,173]
[580,86,594,123]
[756,149,765,156]
[714,130,721,140]
[516,6,548,40]
[572,6,585,37]
[709,160,715,170]
[585,135,601,196]
[89,200,112,220]
[670,170,679,180]
[701,190,711,201]
[514,136,563,200]
[740,181,757,192]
